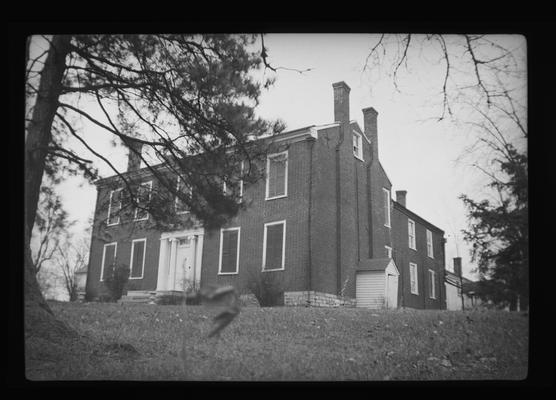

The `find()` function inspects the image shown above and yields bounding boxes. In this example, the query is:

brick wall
[391,203,446,309]
[200,139,311,295]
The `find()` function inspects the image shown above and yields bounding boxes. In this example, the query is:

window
[408,219,416,250]
[218,227,241,275]
[129,239,146,279]
[426,229,434,258]
[134,181,152,221]
[223,161,244,201]
[107,188,122,226]
[385,245,392,258]
[100,242,117,281]
[409,262,419,295]
[383,188,391,227]
[175,176,191,214]
[353,131,363,160]
[265,151,288,200]
[262,220,286,271]
[428,269,436,299]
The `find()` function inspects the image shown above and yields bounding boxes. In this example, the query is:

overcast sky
[32,34,527,280]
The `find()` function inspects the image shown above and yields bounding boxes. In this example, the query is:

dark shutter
[265,223,284,270]
[131,241,145,278]
[221,230,238,273]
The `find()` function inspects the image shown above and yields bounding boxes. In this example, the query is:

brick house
[85,81,447,309]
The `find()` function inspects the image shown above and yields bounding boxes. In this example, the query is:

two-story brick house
[85,81,446,309]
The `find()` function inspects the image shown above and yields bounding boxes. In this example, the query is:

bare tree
[31,183,75,275]
[54,239,89,302]
[363,34,528,304]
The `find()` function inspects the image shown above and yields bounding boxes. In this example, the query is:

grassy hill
[25,301,528,381]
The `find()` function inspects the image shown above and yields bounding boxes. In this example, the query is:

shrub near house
[86,82,446,309]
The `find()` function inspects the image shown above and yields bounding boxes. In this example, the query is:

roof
[94,125,318,187]
[392,200,445,235]
[445,270,474,286]
[357,257,394,272]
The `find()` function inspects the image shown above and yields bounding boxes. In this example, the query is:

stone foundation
[284,291,356,308]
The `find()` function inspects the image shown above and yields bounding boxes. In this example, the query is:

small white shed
[356,258,400,309]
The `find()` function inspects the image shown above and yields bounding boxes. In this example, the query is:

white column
[156,238,169,291]
[168,238,178,291]
[194,234,204,290]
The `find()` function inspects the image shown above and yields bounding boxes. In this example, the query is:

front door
[175,237,195,292]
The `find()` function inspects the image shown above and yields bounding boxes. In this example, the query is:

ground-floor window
[428,269,436,299]
[409,262,419,295]
[130,238,147,279]
[100,242,117,281]
[262,220,286,271]
[219,227,240,274]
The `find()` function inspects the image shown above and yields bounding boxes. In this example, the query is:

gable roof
[357,257,398,273]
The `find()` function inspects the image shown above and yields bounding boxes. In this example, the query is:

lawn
[25,301,529,381]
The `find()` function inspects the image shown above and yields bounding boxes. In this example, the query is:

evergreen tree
[25,34,282,337]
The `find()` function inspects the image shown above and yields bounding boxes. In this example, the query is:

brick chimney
[125,139,143,172]
[453,257,462,277]
[362,106,379,161]
[332,81,351,125]
[396,190,407,207]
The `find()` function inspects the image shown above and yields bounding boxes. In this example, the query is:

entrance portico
[156,227,204,293]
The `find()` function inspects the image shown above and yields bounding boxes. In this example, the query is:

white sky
[32,34,527,280]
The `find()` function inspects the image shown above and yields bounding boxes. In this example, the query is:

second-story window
[385,245,392,258]
[383,188,391,227]
[107,188,122,226]
[408,219,416,250]
[426,229,434,258]
[134,181,152,221]
[353,131,363,160]
[175,176,191,214]
[223,161,244,201]
[266,151,288,200]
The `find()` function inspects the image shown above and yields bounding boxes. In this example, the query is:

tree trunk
[25,35,74,338]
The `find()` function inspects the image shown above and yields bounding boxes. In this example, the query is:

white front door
[175,237,195,292]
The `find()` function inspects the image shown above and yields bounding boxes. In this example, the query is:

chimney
[396,190,407,208]
[332,81,351,125]
[362,107,379,161]
[125,139,144,172]
[453,257,462,277]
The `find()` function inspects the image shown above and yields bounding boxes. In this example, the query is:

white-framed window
[409,262,419,295]
[385,245,392,258]
[262,220,286,271]
[100,242,117,282]
[426,229,434,258]
[223,160,244,201]
[175,176,191,214]
[134,181,152,221]
[129,238,147,279]
[107,188,122,226]
[383,188,391,227]
[428,269,436,299]
[353,131,363,160]
[218,227,241,275]
[408,219,416,250]
[265,151,288,200]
